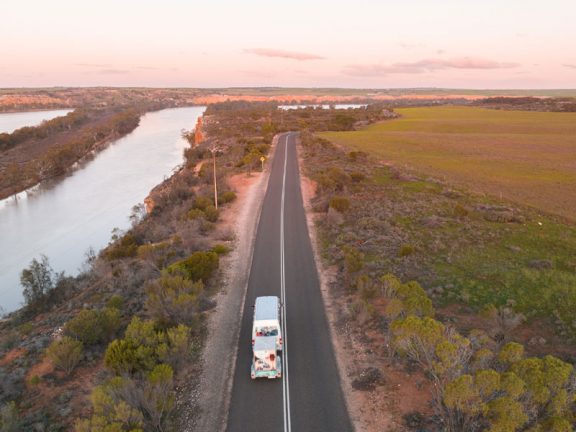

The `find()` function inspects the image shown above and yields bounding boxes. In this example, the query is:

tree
[20,255,58,308]
[46,336,83,376]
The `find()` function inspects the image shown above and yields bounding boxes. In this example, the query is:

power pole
[210,143,220,209]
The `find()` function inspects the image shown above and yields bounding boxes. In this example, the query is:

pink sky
[1,0,575,88]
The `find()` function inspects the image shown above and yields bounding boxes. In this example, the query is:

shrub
[0,401,20,432]
[106,295,124,310]
[343,246,364,275]
[192,196,213,211]
[212,244,230,255]
[218,191,237,204]
[329,196,351,213]
[145,274,203,326]
[29,375,41,386]
[104,317,192,376]
[167,251,219,282]
[398,244,415,257]
[350,172,366,182]
[46,336,83,376]
[65,308,121,345]
[104,233,139,260]
[187,208,205,220]
[453,203,469,218]
[203,205,219,222]
[104,338,156,375]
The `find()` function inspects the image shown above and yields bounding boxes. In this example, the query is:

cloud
[244,48,324,61]
[563,64,576,69]
[343,57,519,76]
[75,63,112,67]
[96,68,130,75]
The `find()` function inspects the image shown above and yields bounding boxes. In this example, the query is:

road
[226,133,353,432]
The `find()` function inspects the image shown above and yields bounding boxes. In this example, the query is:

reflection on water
[0,109,73,134]
[0,106,205,312]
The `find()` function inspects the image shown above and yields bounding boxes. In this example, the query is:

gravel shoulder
[189,135,279,432]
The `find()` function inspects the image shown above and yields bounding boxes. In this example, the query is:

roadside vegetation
[321,106,576,221]
[0,101,286,430]
[300,128,576,431]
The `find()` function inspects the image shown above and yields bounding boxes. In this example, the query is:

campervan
[252,296,282,352]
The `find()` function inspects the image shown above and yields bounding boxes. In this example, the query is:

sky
[1,0,575,89]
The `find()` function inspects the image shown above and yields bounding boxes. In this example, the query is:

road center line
[280,134,291,432]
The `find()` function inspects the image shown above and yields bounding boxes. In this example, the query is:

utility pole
[210,143,220,209]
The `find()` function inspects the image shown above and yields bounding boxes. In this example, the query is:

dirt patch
[438,304,576,360]
[0,347,26,367]
[182,136,278,432]
[25,355,54,382]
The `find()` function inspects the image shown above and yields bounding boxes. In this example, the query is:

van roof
[254,296,279,321]
[253,335,277,352]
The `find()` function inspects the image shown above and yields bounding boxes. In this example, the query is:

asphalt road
[226,133,353,432]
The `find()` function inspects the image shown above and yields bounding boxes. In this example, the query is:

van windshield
[256,326,278,337]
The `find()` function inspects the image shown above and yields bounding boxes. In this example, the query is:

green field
[321,107,576,221]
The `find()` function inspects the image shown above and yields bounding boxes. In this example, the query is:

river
[0,106,205,313]
[0,109,73,134]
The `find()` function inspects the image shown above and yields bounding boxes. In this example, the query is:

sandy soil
[299,144,434,432]
[184,136,279,432]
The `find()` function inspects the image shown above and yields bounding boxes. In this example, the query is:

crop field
[321,107,576,221]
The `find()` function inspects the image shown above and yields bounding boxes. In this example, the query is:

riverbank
[0,107,143,200]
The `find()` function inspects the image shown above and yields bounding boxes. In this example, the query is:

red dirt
[438,304,576,359]
[0,347,26,366]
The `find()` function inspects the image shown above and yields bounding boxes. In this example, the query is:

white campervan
[252,296,282,352]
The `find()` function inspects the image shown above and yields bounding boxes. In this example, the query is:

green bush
[167,251,219,282]
[187,208,205,220]
[329,196,351,213]
[146,274,203,326]
[104,338,156,375]
[398,244,415,257]
[104,317,192,375]
[46,336,83,376]
[106,295,124,310]
[212,244,230,255]
[193,196,213,211]
[218,191,237,204]
[104,233,139,260]
[203,205,219,222]
[64,307,121,345]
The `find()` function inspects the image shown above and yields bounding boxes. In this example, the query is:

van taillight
[279,337,283,345]
[252,339,255,345]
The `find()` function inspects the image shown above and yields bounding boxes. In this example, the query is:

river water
[0,106,205,313]
[0,109,73,134]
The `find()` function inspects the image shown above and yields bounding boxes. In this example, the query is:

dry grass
[321,107,576,221]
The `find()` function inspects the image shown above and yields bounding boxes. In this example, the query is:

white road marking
[280,134,292,432]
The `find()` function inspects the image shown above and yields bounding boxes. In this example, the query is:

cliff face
[194,116,204,144]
